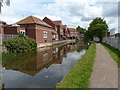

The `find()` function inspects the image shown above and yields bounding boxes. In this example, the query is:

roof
[62,25,67,29]
[16,16,52,28]
[43,17,56,25]
[67,28,76,31]
[53,21,62,25]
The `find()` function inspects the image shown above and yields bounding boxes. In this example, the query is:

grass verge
[56,42,96,88]
[101,43,120,68]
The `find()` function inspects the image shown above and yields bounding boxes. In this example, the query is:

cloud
[0,0,118,32]
[96,2,118,17]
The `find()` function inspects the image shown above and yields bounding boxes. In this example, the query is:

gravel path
[90,43,118,88]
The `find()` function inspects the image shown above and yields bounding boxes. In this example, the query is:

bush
[3,37,37,53]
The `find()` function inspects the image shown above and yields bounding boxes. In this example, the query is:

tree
[0,0,10,13]
[76,26,86,34]
[88,17,108,42]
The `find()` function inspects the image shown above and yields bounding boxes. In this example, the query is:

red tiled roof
[2,25,13,27]
[62,25,67,28]
[16,16,52,28]
[53,21,62,25]
[67,28,76,31]
[43,17,56,25]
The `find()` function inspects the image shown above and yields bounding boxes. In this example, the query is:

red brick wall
[0,27,4,34]
[35,25,52,42]
[4,27,18,35]
[3,27,25,35]
[18,24,53,42]
[19,24,36,40]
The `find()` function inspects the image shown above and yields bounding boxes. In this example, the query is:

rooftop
[67,28,76,31]
[43,17,56,25]
[16,16,52,28]
[53,21,62,25]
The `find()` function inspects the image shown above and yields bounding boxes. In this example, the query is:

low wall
[103,37,120,50]
[37,40,75,48]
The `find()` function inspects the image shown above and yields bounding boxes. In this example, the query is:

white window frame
[43,31,47,38]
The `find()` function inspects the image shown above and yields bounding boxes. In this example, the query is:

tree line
[76,17,108,43]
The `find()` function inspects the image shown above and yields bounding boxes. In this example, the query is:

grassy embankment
[56,42,96,88]
[101,43,120,68]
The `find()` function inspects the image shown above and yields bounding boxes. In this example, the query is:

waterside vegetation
[56,42,96,88]
[101,43,120,68]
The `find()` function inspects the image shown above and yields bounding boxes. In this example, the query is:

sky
[0,0,119,33]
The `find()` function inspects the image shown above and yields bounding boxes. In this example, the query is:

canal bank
[1,40,75,52]
[1,42,86,88]
[56,43,96,88]
[37,40,75,48]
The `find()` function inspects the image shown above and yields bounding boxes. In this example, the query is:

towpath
[90,43,118,88]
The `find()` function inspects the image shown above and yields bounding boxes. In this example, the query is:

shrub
[3,37,37,53]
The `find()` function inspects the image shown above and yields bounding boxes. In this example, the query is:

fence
[0,34,18,41]
[0,34,18,44]
[103,37,120,50]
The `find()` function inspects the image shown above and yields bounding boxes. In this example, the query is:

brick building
[2,16,83,42]
[3,25,25,35]
[16,16,56,42]
[43,17,58,40]
[53,20,63,40]
[67,28,76,39]
[62,25,67,40]
[0,21,6,34]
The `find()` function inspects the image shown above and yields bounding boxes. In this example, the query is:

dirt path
[90,43,118,88]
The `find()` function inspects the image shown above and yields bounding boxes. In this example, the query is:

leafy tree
[87,17,108,42]
[0,0,10,13]
[3,36,37,53]
[76,26,86,34]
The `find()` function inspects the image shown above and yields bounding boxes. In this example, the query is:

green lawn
[56,43,96,88]
[101,43,120,68]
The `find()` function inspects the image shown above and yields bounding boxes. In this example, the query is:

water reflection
[2,43,86,88]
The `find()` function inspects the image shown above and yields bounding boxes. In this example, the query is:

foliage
[3,36,37,53]
[18,32,25,38]
[56,43,96,88]
[84,17,108,42]
[101,43,120,68]
[75,37,82,43]
[2,51,37,71]
[76,26,86,34]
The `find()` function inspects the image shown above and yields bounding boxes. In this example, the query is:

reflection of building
[3,43,78,76]
[68,43,76,53]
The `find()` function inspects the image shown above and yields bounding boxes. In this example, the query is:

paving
[90,43,118,88]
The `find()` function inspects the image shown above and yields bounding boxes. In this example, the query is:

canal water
[1,43,87,88]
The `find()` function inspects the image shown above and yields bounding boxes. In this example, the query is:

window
[20,30,26,36]
[43,53,48,61]
[43,31,47,38]
[38,21,47,26]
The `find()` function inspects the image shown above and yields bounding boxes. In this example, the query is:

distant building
[0,21,6,34]
[2,16,83,42]
[3,25,25,35]
[43,17,58,40]
[0,21,6,26]
[53,20,63,40]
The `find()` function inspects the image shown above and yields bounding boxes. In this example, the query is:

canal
[1,43,87,88]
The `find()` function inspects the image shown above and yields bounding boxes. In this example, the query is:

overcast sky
[0,0,119,33]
